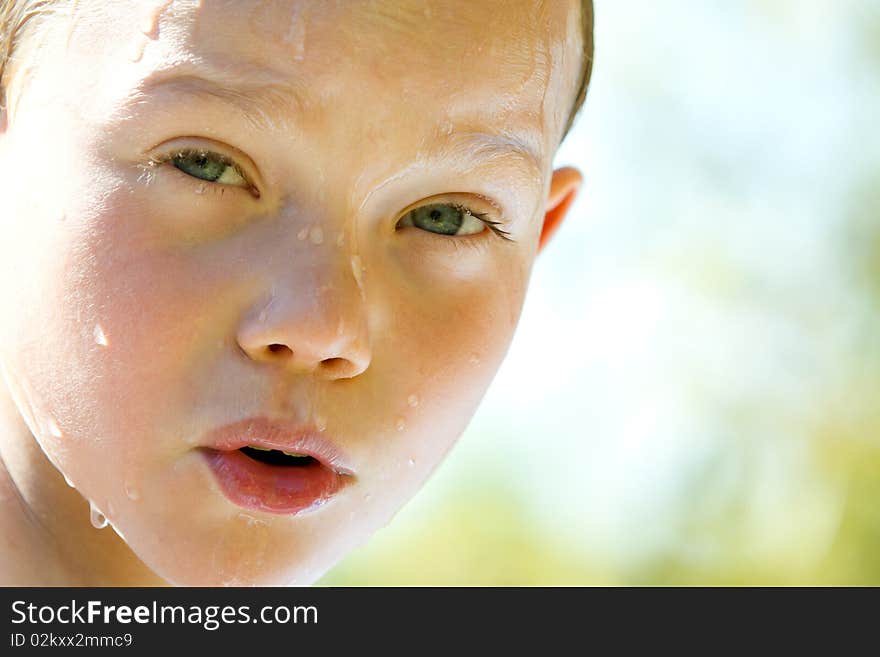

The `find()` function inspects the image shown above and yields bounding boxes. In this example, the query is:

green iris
[408,203,468,235]
[171,150,229,182]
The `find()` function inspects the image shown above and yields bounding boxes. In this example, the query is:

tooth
[282,451,307,458]
[250,446,272,451]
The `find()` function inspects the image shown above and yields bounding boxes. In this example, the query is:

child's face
[0,0,582,585]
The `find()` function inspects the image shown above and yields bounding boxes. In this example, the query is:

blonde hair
[0,0,594,137]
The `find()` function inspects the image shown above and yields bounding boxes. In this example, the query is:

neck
[0,377,168,587]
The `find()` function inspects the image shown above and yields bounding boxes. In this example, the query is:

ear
[538,166,583,254]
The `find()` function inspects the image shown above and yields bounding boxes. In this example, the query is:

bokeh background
[320,0,880,585]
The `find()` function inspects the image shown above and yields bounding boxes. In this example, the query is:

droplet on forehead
[93,324,108,347]
[89,502,108,529]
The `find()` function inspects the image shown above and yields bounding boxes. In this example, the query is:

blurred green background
[321,0,880,585]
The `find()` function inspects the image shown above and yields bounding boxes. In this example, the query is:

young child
[0,0,594,586]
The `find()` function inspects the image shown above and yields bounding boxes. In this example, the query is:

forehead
[71,1,576,143]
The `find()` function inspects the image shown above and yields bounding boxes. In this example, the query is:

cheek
[0,176,234,509]
[356,240,532,512]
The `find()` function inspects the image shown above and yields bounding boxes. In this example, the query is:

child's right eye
[168,148,249,187]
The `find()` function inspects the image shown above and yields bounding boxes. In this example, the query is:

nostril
[320,357,353,377]
[266,343,292,356]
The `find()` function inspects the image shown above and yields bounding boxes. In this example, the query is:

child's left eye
[168,148,249,187]
[396,203,488,237]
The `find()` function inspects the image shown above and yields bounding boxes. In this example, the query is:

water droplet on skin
[396,418,406,432]
[308,225,324,245]
[336,232,345,247]
[124,481,141,501]
[407,394,419,408]
[194,183,207,195]
[314,414,327,432]
[350,255,366,300]
[89,502,108,529]
[297,226,309,241]
[93,324,108,347]
[408,458,416,467]
[46,417,62,438]
[238,512,267,527]
[128,39,145,62]
[63,473,76,488]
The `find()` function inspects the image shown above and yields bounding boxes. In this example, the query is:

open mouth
[201,443,348,515]
[199,416,353,515]
[238,445,318,467]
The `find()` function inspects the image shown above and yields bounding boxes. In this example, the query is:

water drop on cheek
[469,353,481,366]
[407,394,419,408]
[128,39,145,62]
[194,183,207,195]
[308,225,324,245]
[297,226,309,241]
[124,481,141,501]
[89,501,108,529]
[93,324,109,347]
[407,458,415,467]
[395,418,406,432]
[46,417,63,438]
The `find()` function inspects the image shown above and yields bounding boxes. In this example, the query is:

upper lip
[201,416,354,476]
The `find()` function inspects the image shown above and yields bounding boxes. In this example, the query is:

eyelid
[143,137,262,197]
[396,195,515,242]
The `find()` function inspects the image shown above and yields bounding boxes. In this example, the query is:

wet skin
[0,0,584,585]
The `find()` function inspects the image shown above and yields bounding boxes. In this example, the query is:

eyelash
[144,148,516,243]
[144,147,259,198]
[435,203,515,243]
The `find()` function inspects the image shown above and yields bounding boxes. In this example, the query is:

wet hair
[0,0,594,140]
[563,0,594,140]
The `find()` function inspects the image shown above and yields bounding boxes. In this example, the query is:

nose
[236,265,372,380]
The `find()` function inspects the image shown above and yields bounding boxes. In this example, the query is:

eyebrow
[129,63,545,184]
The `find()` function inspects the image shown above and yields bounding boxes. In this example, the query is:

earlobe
[538,166,583,254]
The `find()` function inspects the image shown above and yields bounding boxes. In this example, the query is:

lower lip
[200,448,348,515]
